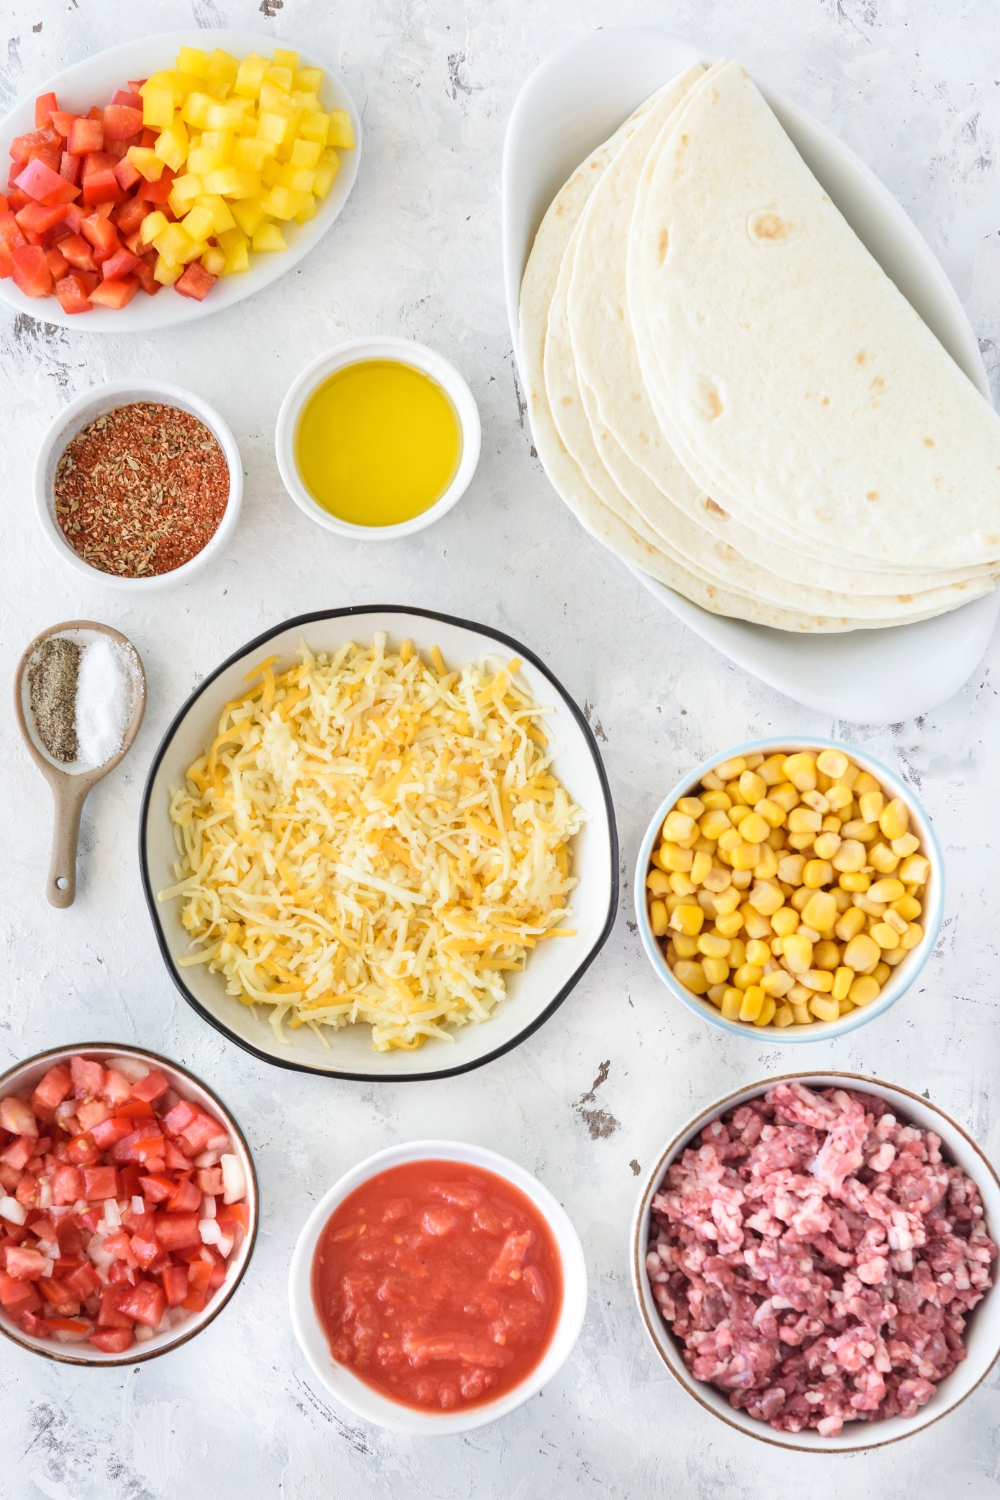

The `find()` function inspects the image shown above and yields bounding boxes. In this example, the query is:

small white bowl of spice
[33,379,242,590]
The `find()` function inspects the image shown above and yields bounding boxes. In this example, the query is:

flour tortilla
[567,77,991,601]
[635,61,1000,572]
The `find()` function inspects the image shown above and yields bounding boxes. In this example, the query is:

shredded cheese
[159,634,584,1050]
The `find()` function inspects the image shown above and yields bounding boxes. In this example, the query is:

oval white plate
[0,28,362,332]
[630,1072,1000,1452]
[502,27,999,725]
[139,606,618,1080]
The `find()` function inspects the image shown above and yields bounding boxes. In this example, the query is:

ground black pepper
[53,402,230,578]
[28,637,81,763]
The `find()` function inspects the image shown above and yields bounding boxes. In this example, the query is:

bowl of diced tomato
[0,1044,257,1364]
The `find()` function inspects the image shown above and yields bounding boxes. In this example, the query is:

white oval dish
[288,1139,588,1433]
[139,605,618,1080]
[502,27,999,725]
[634,736,943,1043]
[275,337,481,539]
[33,378,243,589]
[0,28,362,332]
[630,1072,1000,1451]
[0,1042,258,1367]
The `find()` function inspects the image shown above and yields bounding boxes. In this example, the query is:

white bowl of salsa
[287,1140,588,1432]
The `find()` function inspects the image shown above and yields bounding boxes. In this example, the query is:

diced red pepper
[64,1260,101,1300]
[134,257,160,296]
[160,1263,189,1308]
[64,1132,101,1165]
[89,1327,134,1353]
[50,111,78,139]
[111,89,144,109]
[90,1117,134,1150]
[82,1165,118,1201]
[136,168,175,204]
[81,168,122,206]
[166,1177,201,1214]
[11,244,52,298]
[216,1201,250,1237]
[14,201,69,238]
[10,125,61,163]
[113,155,142,193]
[118,1163,143,1200]
[174,263,217,303]
[6,188,31,211]
[59,151,81,186]
[182,1258,213,1313]
[67,117,104,156]
[14,157,79,206]
[44,1317,91,1335]
[113,1099,155,1121]
[79,212,119,254]
[100,246,139,281]
[102,104,144,140]
[51,1163,84,1204]
[81,149,120,179]
[35,93,58,128]
[154,1213,201,1251]
[37,1277,80,1315]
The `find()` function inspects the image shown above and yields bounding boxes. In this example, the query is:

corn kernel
[788,807,822,835]
[781,753,816,791]
[747,880,784,916]
[701,957,729,985]
[816,749,849,779]
[891,833,920,858]
[662,810,695,844]
[827,784,854,811]
[648,898,668,936]
[782,934,813,973]
[843,933,880,970]
[760,970,794,997]
[882,945,908,967]
[752,996,775,1027]
[790,886,812,912]
[800,890,837,931]
[801,859,833,889]
[839,871,871,893]
[687,850,714,887]
[801,790,830,816]
[720,988,744,1020]
[698,933,731,959]
[831,966,854,1000]
[660,842,695,874]
[777,853,806,885]
[768,1003,790,1028]
[838,997,855,1015]
[673,959,708,994]
[791,1001,813,1024]
[812,832,841,861]
[871,961,891,986]
[738,986,765,1022]
[729,803,755,828]
[858,790,884,824]
[807,994,839,1022]
[731,869,753,890]
[869,878,905,904]
[741,909,774,941]
[798,969,832,993]
[899,855,930,885]
[669,873,697,896]
[867,843,899,875]
[752,798,785,829]
[901,922,924,950]
[741,938,768,967]
[753,846,779,880]
[889,894,921,922]
[841,819,880,843]
[646,870,670,896]
[717,827,742,855]
[737,770,766,805]
[754,754,783,785]
[877,798,909,840]
[715,757,746,782]
[672,934,699,958]
[714,910,743,937]
[714,894,742,923]
[670,902,705,937]
[882,907,908,937]
[771,907,799,937]
[737,813,768,846]
[813,939,841,971]
[705,984,726,1008]
[770,783,801,813]
[731,842,761,871]
[853,894,885,918]
[849,975,881,1006]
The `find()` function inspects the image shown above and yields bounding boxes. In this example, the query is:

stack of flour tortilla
[519,60,1000,632]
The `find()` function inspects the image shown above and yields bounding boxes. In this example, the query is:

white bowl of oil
[275,337,481,540]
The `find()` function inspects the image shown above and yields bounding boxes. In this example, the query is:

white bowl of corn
[634,738,943,1041]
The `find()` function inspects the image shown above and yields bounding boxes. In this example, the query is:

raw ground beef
[647,1082,997,1436]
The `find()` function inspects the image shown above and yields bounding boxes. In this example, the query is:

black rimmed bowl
[0,1043,258,1367]
[139,606,618,1080]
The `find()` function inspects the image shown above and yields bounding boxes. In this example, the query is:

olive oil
[295,360,462,527]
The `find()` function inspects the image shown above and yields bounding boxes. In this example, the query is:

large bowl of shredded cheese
[140,608,618,1078]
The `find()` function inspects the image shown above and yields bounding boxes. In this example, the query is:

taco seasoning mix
[53,403,229,578]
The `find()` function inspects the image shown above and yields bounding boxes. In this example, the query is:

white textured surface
[1,1,999,1496]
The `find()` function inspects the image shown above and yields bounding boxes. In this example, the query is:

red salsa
[311,1159,563,1411]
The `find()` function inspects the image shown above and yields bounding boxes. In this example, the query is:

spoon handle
[47,779,90,908]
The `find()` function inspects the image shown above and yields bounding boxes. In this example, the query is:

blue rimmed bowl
[634,736,943,1043]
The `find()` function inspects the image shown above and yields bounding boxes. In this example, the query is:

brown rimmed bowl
[630,1072,1000,1452]
[0,1043,258,1366]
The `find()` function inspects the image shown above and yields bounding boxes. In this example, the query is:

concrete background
[1,0,999,1495]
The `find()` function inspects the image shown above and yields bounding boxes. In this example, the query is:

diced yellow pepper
[142,88,176,131]
[202,167,261,199]
[206,100,250,132]
[126,146,164,181]
[291,91,320,114]
[253,223,287,252]
[194,194,236,234]
[327,109,355,149]
[222,239,250,274]
[297,111,329,146]
[181,205,215,242]
[276,163,316,193]
[174,73,203,100]
[261,157,282,187]
[294,194,318,225]
[188,145,228,175]
[293,68,323,93]
[153,253,184,286]
[177,46,208,77]
[166,173,203,217]
[154,115,190,172]
[139,210,168,246]
[143,70,183,105]
[234,53,270,98]
[205,48,239,91]
[233,136,276,172]
[273,49,299,71]
[200,130,234,156]
[289,138,322,168]
[218,226,247,254]
[312,153,340,199]
[230,197,267,236]
[265,65,294,91]
[259,80,293,113]
[153,223,198,268]
[180,91,215,128]
[262,184,312,220]
[257,109,295,145]
[201,246,226,276]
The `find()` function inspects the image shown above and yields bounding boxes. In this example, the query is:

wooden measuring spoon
[13,621,146,909]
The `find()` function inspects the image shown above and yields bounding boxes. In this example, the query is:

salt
[75,636,135,768]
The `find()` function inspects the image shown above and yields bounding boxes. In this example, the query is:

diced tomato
[114,1099,155,1121]
[174,263,217,303]
[117,1278,166,1329]
[14,1172,40,1207]
[155,1213,201,1252]
[0,1097,38,1137]
[71,1056,105,1101]
[64,1132,100,1166]
[118,1163,142,1200]
[30,1065,73,1122]
[216,1201,250,1237]
[11,244,51,297]
[14,157,79,206]
[208,1258,228,1290]
[37,1278,80,1315]
[130,1071,170,1105]
[166,1178,201,1214]
[81,168,122,206]
[59,151,81,186]
[50,111,78,139]
[138,1174,175,1204]
[182,1258,213,1313]
[0,1163,21,1191]
[52,1254,82,1278]
[14,200,69,236]
[102,1231,137,1267]
[82,1165,118,1202]
[136,168,175,204]
[123,1205,154,1235]
[0,1136,34,1171]
[76,1098,111,1131]
[35,93,58,128]
[111,89,143,109]
[195,1168,224,1196]
[3,1244,47,1279]
[102,104,144,140]
[101,1069,133,1107]
[89,1327,133,1353]
[129,1231,161,1272]
[51,1163,84,1205]
[64,1260,101,1300]
[0,1270,41,1314]
[108,1259,133,1285]
[0,193,6,212]
[79,212,118,254]
[90,1118,134,1150]
[162,1139,192,1171]
[67,117,104,156]
[74,1207,103,1233]
[161,1100,198,1137]
[19,1310,48,1336]
[184,1114,226,1153]
[160,1263,188,1308]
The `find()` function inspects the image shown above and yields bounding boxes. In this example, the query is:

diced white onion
[220,1154,246,1206]
[0,1196,26,1226]
[88,1232,113,1268]
[194,1149,222,1168]
[104,1056,149,1082]
[41,1257,54,1278]
[134,1324,155,1342]
[199,1218,222,1246]
[131,1196,145,1215]
[216,1232,234,1259]
[200,1194,216,1219]
[103,1198,121,1232]
[205,1133,231,1154]
[38,1182,53,1210]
